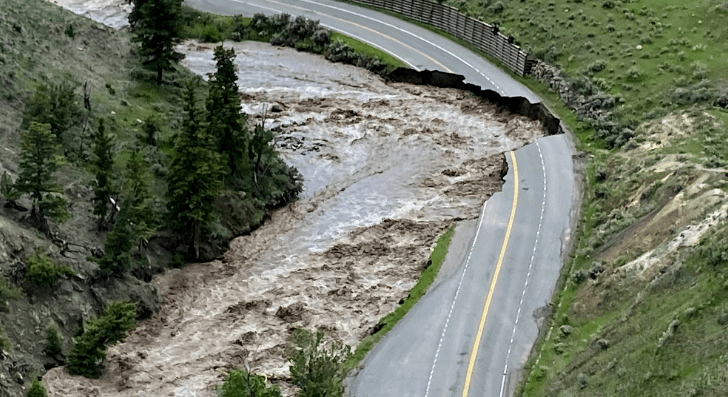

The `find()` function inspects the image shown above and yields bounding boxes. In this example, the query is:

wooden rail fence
[343,0,534,76]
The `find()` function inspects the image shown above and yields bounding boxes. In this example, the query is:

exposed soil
[41,22,542,397]
[48,0,130,29]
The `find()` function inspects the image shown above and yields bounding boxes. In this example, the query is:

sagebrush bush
[672,80,718,105]
[486,1,506,14]
[626,66,642,80]
[587,60,606,73]
[571,269,588,284]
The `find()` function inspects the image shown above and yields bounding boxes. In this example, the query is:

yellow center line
[461,150,519,397]
[260,0,453,72]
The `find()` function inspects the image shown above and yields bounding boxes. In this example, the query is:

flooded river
[42,2,543,395]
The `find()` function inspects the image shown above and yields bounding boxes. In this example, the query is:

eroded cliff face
[40,40,543,396]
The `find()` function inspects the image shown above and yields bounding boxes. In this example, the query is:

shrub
[714,93,728,109]
[672,81,718,105]
[587,60,606,73]
[286,329,351,397]
[44,322,63,358]
[27,379,47,397]
[0,276,21,308]
[64,24,75,39]
[486,1,506,14]
[219,369,282,397]
[577,373,589,389]
[0,323,11,351]
[1,171,21,202]
[626,66,642,80]
[602,1,615,9]
[66,301,136,378]
[271,15,322,47]
[201,24,223,43]
[25,253,73,288]
[571,269,588,284]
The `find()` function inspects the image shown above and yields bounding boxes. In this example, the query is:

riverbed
[42,2,543,395]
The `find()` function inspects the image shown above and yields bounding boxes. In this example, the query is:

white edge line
[424,200,488,397]
[236,0,419,70]
[299,0,505,94]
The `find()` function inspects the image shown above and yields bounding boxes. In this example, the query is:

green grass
[343,224,455,372]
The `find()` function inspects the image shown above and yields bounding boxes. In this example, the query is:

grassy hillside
[367,0,728,395]
[423,0,728,395]
[0,1,206,395]
[454,0,727,134]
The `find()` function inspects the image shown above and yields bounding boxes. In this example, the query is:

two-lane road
[185,0,575,395]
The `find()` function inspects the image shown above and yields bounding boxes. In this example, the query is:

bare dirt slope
[43,41,542,396]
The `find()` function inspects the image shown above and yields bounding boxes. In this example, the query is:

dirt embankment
[43,41,543,396]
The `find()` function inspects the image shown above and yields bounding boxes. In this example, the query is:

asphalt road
[185,0,576,395]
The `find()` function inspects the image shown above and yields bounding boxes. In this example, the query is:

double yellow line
[461,151,519,397]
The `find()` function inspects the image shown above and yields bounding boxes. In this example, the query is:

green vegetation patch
[344,224,455,371]
[179,7,406,73]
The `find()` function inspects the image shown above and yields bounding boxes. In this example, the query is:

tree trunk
[156,64,163,86]
[193,221,200,259]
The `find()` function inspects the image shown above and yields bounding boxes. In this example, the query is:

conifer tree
[22,81,82,144]
[92,118,115,230]
[15,122,69,227]
[66,301,136,378]
[100,150,156,274]
[167,81,224,258]
[207,45,248,181]
[128,0,184,85]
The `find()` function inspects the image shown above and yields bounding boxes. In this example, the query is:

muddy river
[43,2,543,396]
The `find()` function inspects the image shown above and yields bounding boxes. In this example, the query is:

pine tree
[66,301,136,378]
[167,81,224,258]
[128,0,184,85]
[98,214,134,274]
[99,150,156,274]
[92,118,115,230]
[207,45,249,181]
[15,122,69,226]
[22,81,82,143]
[121,150,156,248]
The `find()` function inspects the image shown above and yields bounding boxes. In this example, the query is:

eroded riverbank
[40,5,543,393]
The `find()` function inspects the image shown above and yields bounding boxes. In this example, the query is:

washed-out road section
[183,0,576,396]
[44,0,576,395]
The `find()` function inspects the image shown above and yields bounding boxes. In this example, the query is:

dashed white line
[423,200,488,397]
[498,141,547,397]
[297,0,505,94]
